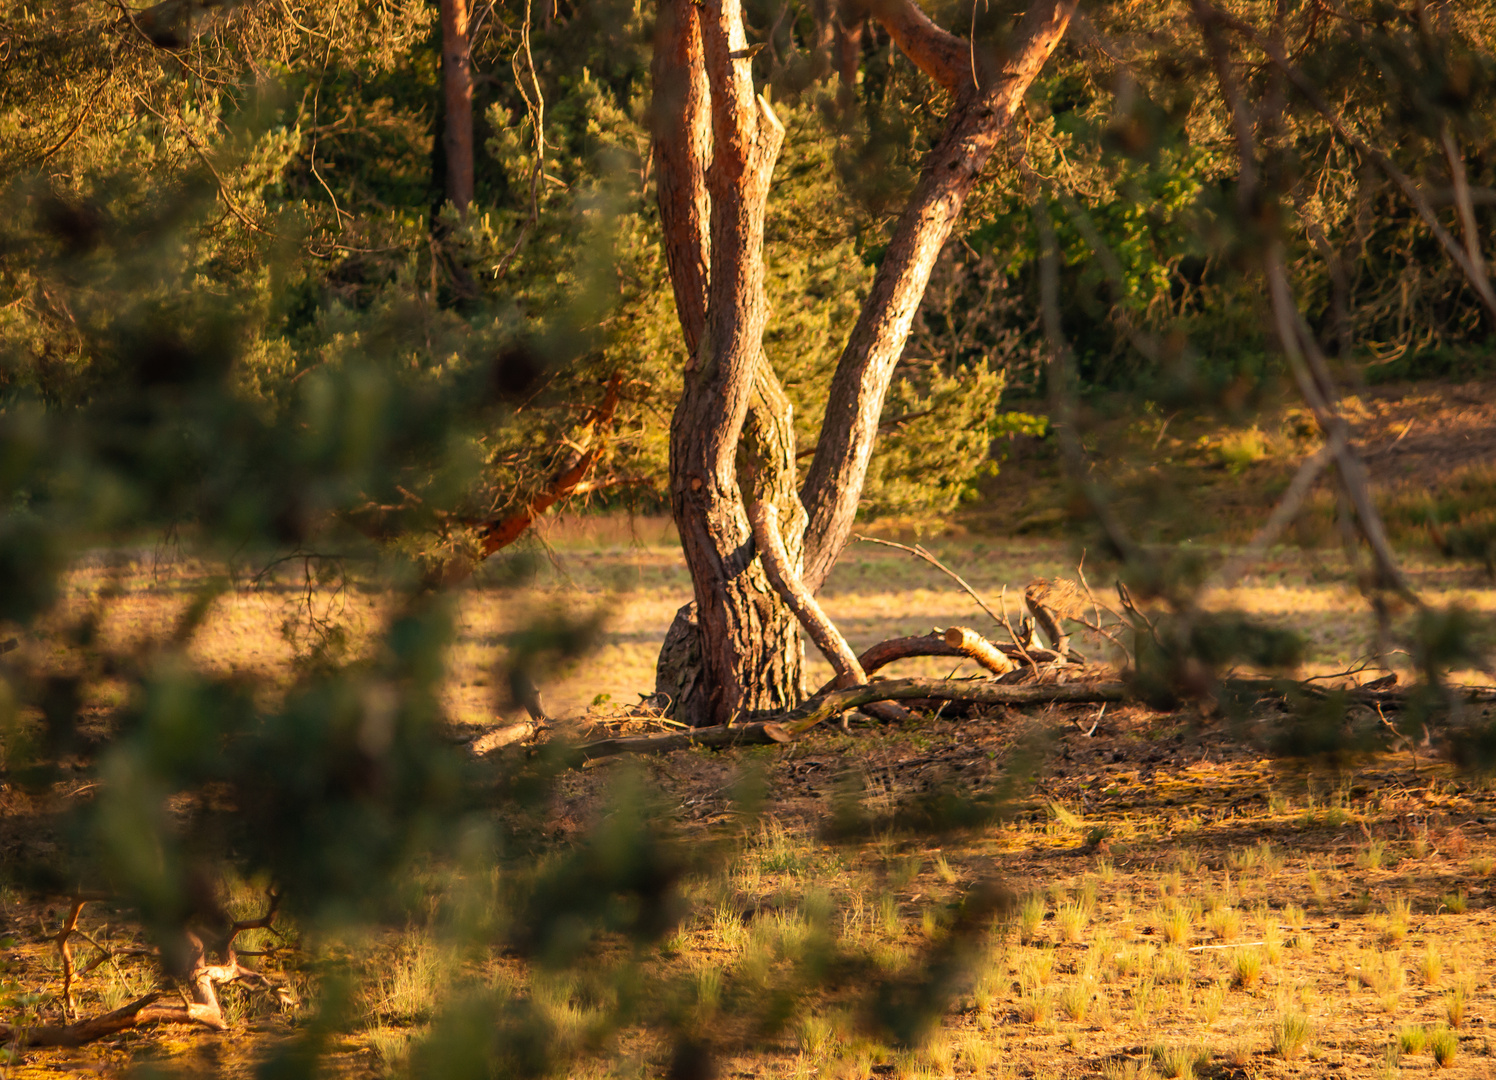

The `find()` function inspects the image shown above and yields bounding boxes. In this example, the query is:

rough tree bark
[652,0,1077,724]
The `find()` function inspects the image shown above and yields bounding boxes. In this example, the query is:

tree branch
[864,0,969,94]
[799,0,1077,591]
[476,373,623,558]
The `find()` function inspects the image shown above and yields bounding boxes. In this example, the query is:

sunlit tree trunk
[652,0,1078,724]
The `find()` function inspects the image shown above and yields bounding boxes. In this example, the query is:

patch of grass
[1019,989,1054,1025]
[1199,980,1226,1024]
[1271,1011,1312,1059]
[1018,948,1056,989]
[1019,893,1046,943]
[1055,900,1090,942]
[367,1029,411,1077]
[1224,1038,1253,1069]
[1115,944,1148,979]
[1356,949,1405,1012]
[1154,947,1190,984]
[1059,981,1091,1022]
[1101,1056,1155,1080]
[1439,890,1468,914]
[1160,906,1191,946]
[1356,838,1388,870]
[1471,854,1495,876]
[1231,948,1263,990]
[1444,984,1468,1029]
[1397,1025,1428,1055]
[932,854,958,884]
[1381,896,1411,945]
[956,1032,994,1075]
[796,1013,836,1059]
[361,931,450,1025]
[1207,906,1242,942]
[1419,945,1443,987]
[1430,1025,1458,1068]
[1150,1042,1208,1079]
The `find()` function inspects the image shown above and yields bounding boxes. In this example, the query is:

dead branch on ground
[2,889,295,1049]
[568,678,1128,762]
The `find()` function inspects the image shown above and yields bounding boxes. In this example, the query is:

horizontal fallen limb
[576,721,792,762]
[0,992,225,1047]
[781,678,1128,734]
[814,629,1062,697]
[569,679,1128,761]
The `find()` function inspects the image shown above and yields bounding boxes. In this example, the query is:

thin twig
[856,535,1003,625]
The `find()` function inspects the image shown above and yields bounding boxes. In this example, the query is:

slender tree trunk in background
[652,0,1077,724]
[441,0,474,212]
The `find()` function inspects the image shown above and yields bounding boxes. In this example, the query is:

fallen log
[569,679,1127,761]
[576,721,792,762]
[781,678,1128,734]
[857,630,1064,678]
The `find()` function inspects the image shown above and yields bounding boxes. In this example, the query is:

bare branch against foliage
[1204,1,1496,327]
[475,373,623,557]
[1194,0,1419,605]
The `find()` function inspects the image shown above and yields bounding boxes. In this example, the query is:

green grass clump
[1430,1026,1458,1068]
[1397,1025,1427,1055]
[1439,890,1468,915]
[1272,1011,1312,1058]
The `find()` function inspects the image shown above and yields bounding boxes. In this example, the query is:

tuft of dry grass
[1207,905,1242,942]
[1059,980,1091,1023]
[1271,1011,1312,1059]
[1430,1025,1458,1068]
[1150,1042,1207,1080]
[1444,983,1468,1029]
[1397,1025,1428,1055]
[1419,945,1443,987]
[1356,838,1389,871]
[1160,906,1191,946]
[1231,948,1263,990]
[1055,899,1091,942]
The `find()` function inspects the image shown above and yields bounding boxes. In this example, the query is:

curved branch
[750,501,864,685]
[477,373,623,557]
[865,0,969,94]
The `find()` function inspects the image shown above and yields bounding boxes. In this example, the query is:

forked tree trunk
[652,0,1077,724]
